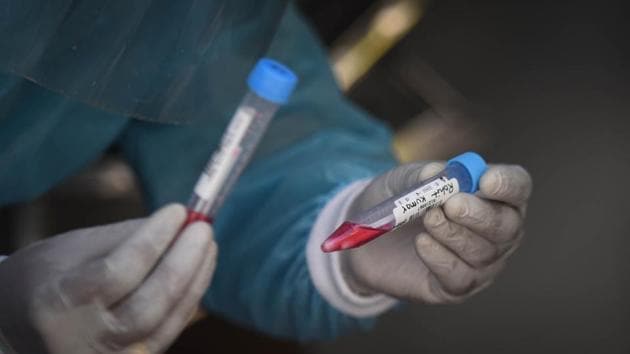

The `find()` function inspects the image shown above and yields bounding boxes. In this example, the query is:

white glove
[0,204,217,353]
[341,162,532,303]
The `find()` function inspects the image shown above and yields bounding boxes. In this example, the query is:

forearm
[306,180,397,316]
[118,2,401,340]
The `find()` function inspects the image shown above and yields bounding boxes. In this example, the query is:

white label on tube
[194,107,255,200]
[392,176,460,227]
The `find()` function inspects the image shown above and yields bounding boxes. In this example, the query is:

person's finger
[380,162,429,197]
[443,194,522,245]
[105,222,212,347]
[415,233,478,296]
[57,204,187,306]
[423,208,498,268]
[145,239,218,353]
[419,162,446,180]
[479,165,532,208]
[353,162,434,212]
[53,219,144,262]
[362,161,446,208]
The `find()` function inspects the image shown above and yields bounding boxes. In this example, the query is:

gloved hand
[341,162,532,303]
[0,204,217,354]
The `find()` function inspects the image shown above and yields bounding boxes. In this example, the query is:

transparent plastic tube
[186,93,278,223]
[321,152,487,252]
[185,58,297,224]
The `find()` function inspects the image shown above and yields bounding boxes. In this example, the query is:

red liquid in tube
[321,222,390,253]
[184,211,212,226]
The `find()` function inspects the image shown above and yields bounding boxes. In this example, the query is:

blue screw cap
[247,58,298,105]
[448,152,488,193]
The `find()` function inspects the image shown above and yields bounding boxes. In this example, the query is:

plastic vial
[186,58,298,224]
[321,152,488,252]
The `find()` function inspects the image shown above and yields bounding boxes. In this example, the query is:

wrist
[339,252,376,296]
[306,180,398,317]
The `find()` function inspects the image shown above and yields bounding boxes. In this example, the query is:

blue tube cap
[448,152,488,193]
[247,58,298,105]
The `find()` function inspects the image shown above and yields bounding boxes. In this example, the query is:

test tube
[186,58,298,225]
[321,152,488,252]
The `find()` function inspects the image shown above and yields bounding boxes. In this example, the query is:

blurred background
[1,0,629,353]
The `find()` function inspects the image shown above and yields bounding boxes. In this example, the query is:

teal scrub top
[0,3,396,340]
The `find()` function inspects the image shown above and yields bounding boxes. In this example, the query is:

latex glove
[0,204,217,354]
[341,162,532,303]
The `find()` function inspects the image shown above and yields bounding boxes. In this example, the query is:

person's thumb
[383,162,446,197]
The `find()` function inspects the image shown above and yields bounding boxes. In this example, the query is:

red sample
[321,221,389,253]
[173,210,213,243]
[184,210,212,227]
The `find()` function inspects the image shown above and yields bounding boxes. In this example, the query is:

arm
[118,4,398,340]
[119,4,532,341]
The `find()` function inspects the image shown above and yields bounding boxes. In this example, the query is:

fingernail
[208,238,218,256]
[416,234,432,248]
[186,223,211,244]
[420,162,444,180]
[425,209,443,227]
[446,195,469,219]
[490,169,507,197]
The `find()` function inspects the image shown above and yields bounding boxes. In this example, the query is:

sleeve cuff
[306,180,398,318]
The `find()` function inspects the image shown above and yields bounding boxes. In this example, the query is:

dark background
[310,1,630,353]
[2,0,629,353]
[177,1,630,353]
